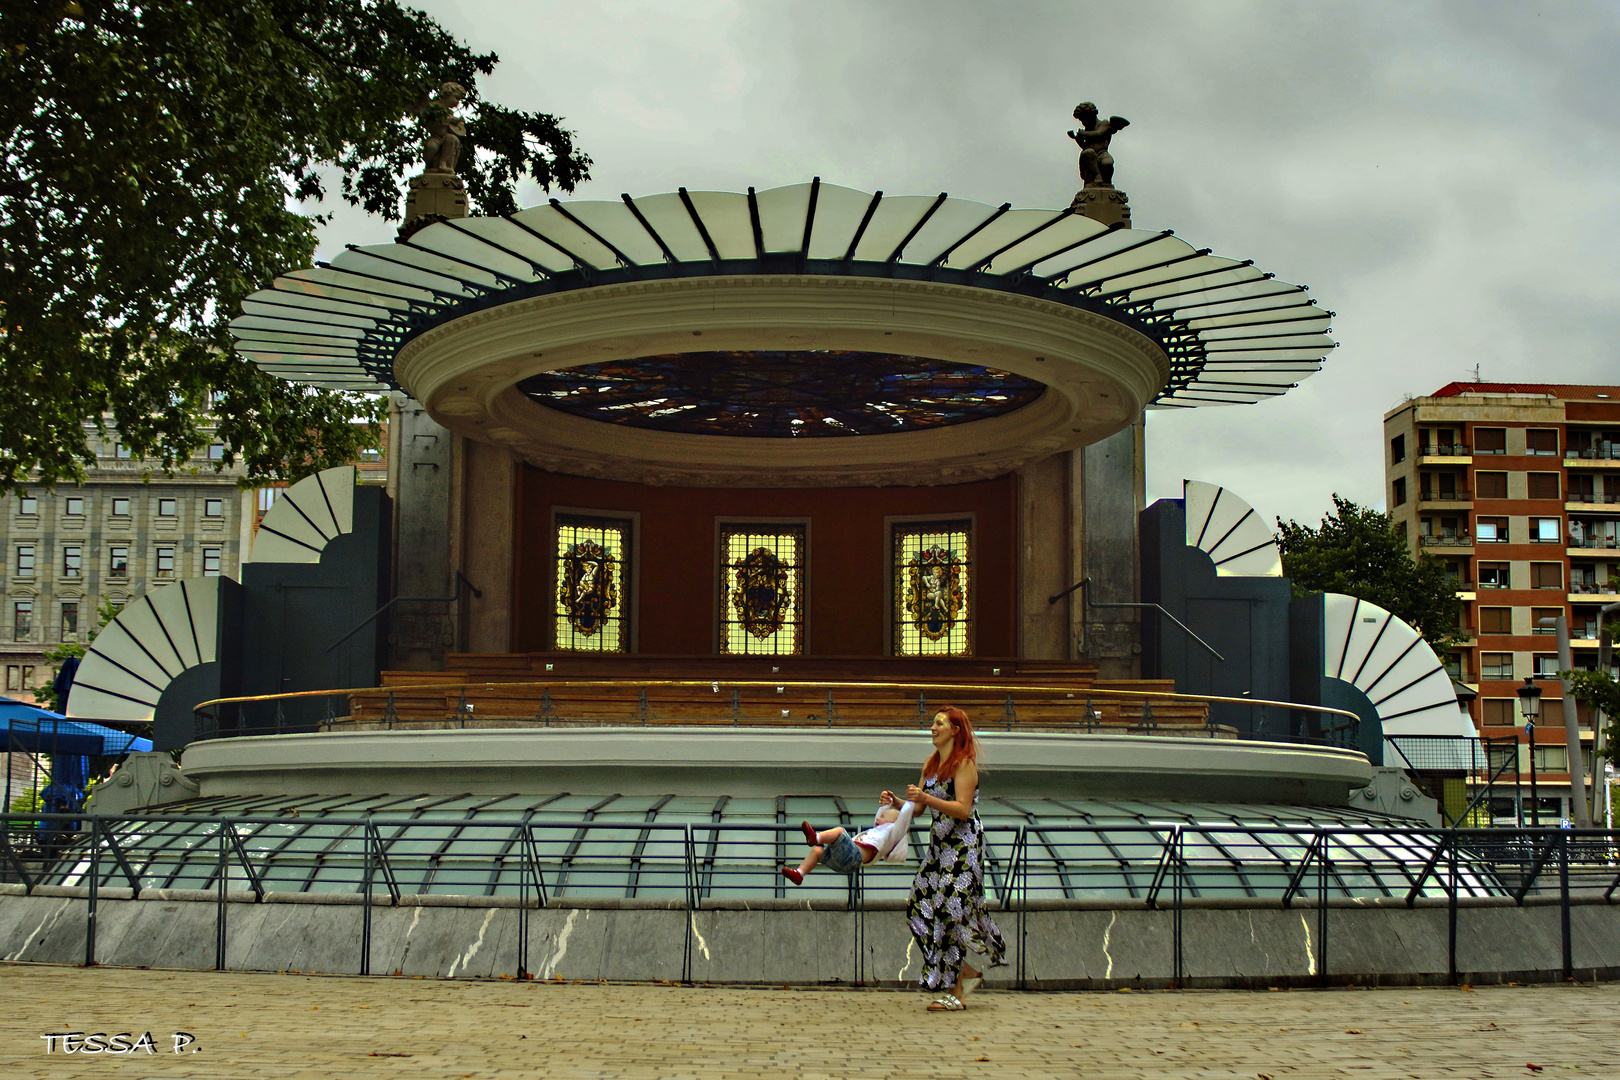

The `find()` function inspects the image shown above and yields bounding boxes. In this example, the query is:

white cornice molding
[396,274,1166,487]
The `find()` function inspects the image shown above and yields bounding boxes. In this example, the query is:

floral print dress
[905,774,1007,991]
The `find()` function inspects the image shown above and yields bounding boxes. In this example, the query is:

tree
[0,1,591,494]
[1277,495,1463,656]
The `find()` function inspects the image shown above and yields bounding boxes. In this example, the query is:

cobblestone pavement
[3,964,1618,1079]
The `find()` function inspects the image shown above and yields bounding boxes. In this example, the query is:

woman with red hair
[891,706,1006,1010]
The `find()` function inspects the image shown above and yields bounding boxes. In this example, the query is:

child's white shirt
[851,800,918,864]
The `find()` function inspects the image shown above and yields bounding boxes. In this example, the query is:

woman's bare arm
[905,762,977,821]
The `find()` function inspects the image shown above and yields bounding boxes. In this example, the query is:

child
[782,791,917,884]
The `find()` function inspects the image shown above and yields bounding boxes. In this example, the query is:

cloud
[308,0,1620,525]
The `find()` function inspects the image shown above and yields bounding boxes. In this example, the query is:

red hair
[923,706,977,782]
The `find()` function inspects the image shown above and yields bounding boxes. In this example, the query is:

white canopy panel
[231,181,1335,407]
[1183,480,1283,578]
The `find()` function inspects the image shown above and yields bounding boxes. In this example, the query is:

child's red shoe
[782,867,804,885]
[801,821,818,846]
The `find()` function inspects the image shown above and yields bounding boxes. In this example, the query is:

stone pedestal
[399,172,467,239]
[1071,185,1131,230]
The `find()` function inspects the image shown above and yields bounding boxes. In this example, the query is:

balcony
[1568,534,1620,550]
[1418,444,1471,464]
[1566,492,1620,510]
[1566,446,1620,461]
[1419,488,1471,504]
[1420,533,1472,548]
[1571,583,1618,599]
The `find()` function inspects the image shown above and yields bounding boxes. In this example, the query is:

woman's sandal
[926,993,965,1011]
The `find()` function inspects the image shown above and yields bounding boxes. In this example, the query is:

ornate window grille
[718,524,806,655]
[553,515,631,653]
[892,520,973,656]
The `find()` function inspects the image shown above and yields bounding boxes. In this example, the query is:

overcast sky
[312,0,1620,529]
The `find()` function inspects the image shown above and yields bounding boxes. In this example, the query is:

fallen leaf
[1345,1029,1363,1035]
[1527,1066,1543,1073]
[976,1057,990,1063]
[368,1052,412,1058]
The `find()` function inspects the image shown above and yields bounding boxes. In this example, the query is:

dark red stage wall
[513,468,1018,656]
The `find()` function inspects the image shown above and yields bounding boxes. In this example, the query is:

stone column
[458,439,518,653]
[1077,417,1146,678]
[389,397,456,670]
[1016,452,1073,658]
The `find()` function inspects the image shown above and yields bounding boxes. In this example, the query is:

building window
[1391,434,1406,464]
[1531,607,1562,634]
[202,547,222,576]
[1395,520,1407,540]
[155,545,175,576]
[1481,698,1516,727]
[1475,472,1507,499]
[1530,517,1561,543]
[1478,562,1510,589]
[1474,428,1506,455]
[158,497,177,517]
[1533,655,1560,677]
[1530,562,1563,590]
[1476,516,1507,542]
[114,443,131,459]
[208,443,225,461]
[1480,652,1514,680]
[12,600,32,642]
[1533,745,1568,771]
[552,515,631,653]
[719,523,806,656]
[112,497,130,517]
[65,496,84,516]
[1526,429,1559,456]
[1392,477,1407,506]
[62,545,81,577]
[61,601,78,640]
[4,664,34,690]
[19,495,36,515]
[892,519,974,657]
[204,498,223,518]
[1479,606,1511,635]
[109,546,129,578]
[1528,472,1560,500]
[15,545,34,577]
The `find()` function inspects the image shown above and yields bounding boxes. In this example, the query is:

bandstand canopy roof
[232,182,1335,486]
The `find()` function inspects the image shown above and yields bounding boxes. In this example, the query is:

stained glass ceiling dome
[232,181,1334,486]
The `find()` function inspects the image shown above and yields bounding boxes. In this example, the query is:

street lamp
[1519,676,1543,827]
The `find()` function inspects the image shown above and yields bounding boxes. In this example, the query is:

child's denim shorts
[822,831,864,875]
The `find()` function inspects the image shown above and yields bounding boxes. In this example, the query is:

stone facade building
[1,427,255,704]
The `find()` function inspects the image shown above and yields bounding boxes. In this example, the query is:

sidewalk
[3,964,1616,1079]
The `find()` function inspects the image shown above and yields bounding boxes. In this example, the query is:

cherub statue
[419,81,468,175]
[1066,102,1130,188]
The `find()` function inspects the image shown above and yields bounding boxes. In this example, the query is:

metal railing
[1420,534,1472,547]
[1419,489,1472,502]
[187,679,1366,752]
[1419,444,1471,457]
[1567,493,1620,505]
[5,812,1619,987]
[1567,446,1620,460]
[1570,536,1620,550]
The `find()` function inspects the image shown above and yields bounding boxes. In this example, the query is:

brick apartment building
[1384,382,1619,822]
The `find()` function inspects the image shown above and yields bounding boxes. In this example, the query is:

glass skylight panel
[848,195,947,262]
[681,191,755,260]
[559,200,670,266]
[753,182,813,253]
[802,184,876,260]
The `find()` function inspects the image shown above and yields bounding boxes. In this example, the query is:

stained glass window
[892,520,973,656]
[554,515,631,653]
[518,351,1045,438]
[719,524,806,655]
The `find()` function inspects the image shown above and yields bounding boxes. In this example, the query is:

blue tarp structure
[0,698,152,756]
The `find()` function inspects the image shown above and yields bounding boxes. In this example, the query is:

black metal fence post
[1171,826,1183,989]
[360,823,375,976]
[214,823,228,971]
[1448,831,1459,984]
[84,816,98,967]
[682,825,696,985]
[1559,830,1573,980]
[1316,828,1328,987]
